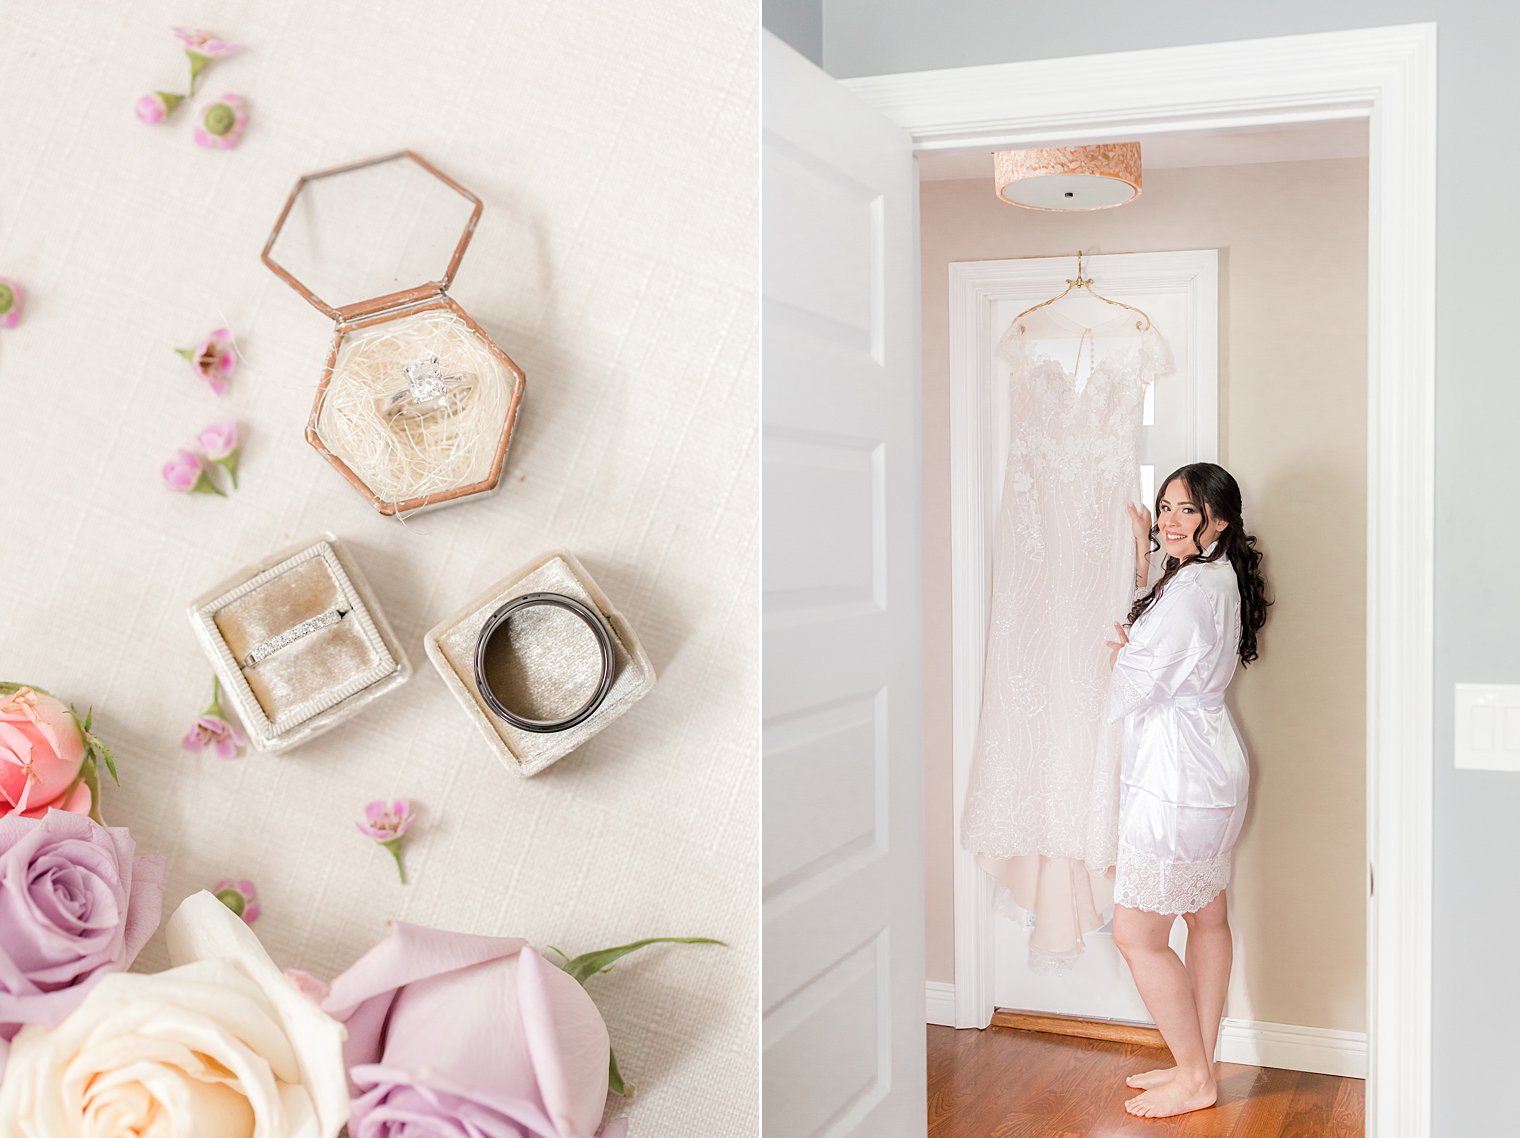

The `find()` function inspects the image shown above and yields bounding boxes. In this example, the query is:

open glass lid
[262,150,482,321]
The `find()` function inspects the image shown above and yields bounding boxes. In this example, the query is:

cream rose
[0,890,349,1138]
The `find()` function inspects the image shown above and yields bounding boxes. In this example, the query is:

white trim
[926,981,957,1028]
[848,23,1436,1138]
[1217,1018,1368,1080]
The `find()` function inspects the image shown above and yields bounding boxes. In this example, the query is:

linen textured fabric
[0,5,756,1132]
[1107,547,1249,914]
[959,310,1170,972]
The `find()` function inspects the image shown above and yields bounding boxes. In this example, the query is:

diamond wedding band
[242,607,349,667]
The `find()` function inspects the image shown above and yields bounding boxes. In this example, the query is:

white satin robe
[1106,550,1248,914]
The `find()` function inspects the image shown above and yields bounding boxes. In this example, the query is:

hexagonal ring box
[262,150,526,516]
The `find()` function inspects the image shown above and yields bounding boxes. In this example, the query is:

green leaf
[82,705,94,732]
[562,937,726,986]
[608,1046,635,1098]
[93,736,119,785]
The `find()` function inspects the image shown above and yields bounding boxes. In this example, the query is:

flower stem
[206,676,224,718]
[383,838,408,884]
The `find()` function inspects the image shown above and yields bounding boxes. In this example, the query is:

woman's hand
[1126,501,1153,546]
[1105,621,1129,671]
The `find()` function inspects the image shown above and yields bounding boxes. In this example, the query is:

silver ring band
[472,592,615,733]
[242,607,348,667]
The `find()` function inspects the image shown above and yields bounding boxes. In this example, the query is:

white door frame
[845,23,1436,1138]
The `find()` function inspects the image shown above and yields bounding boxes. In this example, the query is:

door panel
[762,31,925,1138]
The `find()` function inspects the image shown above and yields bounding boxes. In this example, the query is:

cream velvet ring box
[424,551,655,777]
[187,535,411,752]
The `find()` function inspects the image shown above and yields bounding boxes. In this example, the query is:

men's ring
[472,592,616,733]
[243,607,349,667]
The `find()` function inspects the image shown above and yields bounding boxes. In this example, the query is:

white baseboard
[1216,1017,1366,1079]
[925,985,1366,1078]
[925,981,957,1027]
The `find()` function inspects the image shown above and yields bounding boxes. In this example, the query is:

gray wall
[763,0,823,66]
[821,3,1518,1133]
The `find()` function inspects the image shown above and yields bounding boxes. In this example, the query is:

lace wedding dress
[960,308,1170,973]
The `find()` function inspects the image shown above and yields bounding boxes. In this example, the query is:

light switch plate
[1454,683,1520,772]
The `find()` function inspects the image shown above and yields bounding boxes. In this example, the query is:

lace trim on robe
[1114,841,1230,915]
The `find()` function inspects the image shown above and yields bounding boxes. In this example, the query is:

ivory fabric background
[0,2,758,1134]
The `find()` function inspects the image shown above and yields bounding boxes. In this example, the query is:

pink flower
[0,687,89,819]
[213,878,260,924]
[134,91,183,124]
[193,94,249,150]
[176,326,237,394]
[172,27,239,57]
[319,925,628,1138]
[356,799,416,884]
[0,278,22,330]
[197,418,241,488]
[162,448,224,496]
[181,677,244,757]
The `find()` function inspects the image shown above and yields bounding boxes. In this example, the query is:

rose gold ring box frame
[261,150,526,516]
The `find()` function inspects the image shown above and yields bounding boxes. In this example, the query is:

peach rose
[0,688,90,818]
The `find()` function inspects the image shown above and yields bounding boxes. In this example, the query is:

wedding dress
[960,308,1169,973]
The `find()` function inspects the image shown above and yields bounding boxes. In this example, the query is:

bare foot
[1123,1076,1217,1119]
[1125,1065,1176,1090]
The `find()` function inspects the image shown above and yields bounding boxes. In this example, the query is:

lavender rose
[318,923,628,1138]
[0,810,164,1077]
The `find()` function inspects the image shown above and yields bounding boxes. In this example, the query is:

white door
[761,32,926,1138]
[948,251,1219,1024]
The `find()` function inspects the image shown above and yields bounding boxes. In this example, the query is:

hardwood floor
[927,1024,1364,1137]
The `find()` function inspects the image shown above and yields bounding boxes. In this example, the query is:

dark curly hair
[1126,462,1271,666]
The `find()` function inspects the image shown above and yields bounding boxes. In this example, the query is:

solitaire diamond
[404,356,447,401]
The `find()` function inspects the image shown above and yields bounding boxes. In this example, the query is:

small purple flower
[181,678,245,758]
[193,94,249,150]
[134,91,184,124]
[213,878,260,924]
[0,278,23,329]
[357,799,416,884]
[197,418,241,488]
[162,449,224,496]
[176,327,237,393]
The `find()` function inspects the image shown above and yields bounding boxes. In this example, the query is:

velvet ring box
[187,535,411,752]
[425,551,655,776]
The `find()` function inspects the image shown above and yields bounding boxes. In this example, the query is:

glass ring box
[261,150,526,517]
[188,535,411,752]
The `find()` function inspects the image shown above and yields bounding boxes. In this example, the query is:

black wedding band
[473,592,615,733]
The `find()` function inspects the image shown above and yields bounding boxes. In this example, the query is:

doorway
[762,21,1435,1138]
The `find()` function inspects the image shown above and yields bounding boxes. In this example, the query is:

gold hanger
[1011,250,1153,334]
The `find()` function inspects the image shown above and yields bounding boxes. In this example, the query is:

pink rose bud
[193,94,249,150]
[162,449,224,496]
[0,277,23,329]
[134,91,184,124]
[0,687,90,817]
